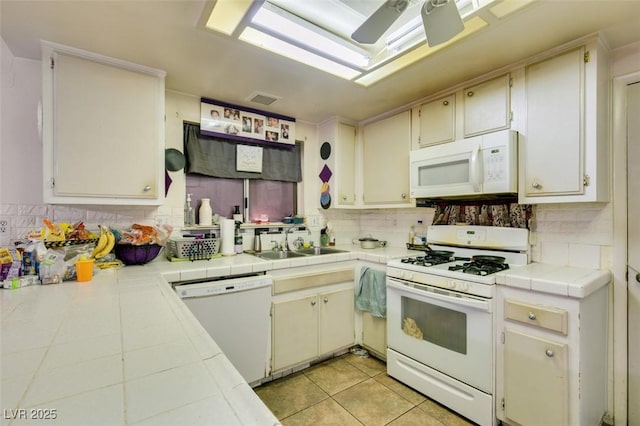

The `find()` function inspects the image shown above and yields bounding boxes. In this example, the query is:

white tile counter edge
[0,245,419,426]
[495,263,611,298]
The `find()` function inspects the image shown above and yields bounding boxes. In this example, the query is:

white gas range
[386,225,529,426]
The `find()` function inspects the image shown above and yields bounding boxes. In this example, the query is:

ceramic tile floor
[255,352,476,426]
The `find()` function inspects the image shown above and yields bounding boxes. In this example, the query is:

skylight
[204,0,528,86]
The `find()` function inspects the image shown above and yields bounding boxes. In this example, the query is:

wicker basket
[168,237,220,260]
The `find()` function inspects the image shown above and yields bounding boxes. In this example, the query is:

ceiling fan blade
[421,0,464,47]
[351,0,409,44]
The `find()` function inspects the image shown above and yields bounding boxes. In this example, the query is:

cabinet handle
[401,193,406,199]
[636,273,640,283]
[311,300,317,306]
[443,100,449,106]
[323,297,328,303]
[531,182,542,190]
[342,195,347,201]
[545,349,555,358]
[528,312,537,320]
[143,185,152,192]
[467,91,474,97]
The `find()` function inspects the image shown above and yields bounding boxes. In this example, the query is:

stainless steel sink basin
[255,251,308,260]
[295,247,348,255]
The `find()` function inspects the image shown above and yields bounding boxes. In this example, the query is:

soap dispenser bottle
[184,194,195,226]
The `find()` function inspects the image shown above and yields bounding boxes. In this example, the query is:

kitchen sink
[253,247,347,260]
[255,251,308,260]
[295,247,348,255]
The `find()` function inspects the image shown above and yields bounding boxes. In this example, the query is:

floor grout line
[257,352,473,425]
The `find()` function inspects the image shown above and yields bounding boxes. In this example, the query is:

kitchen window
[183,123,301,222]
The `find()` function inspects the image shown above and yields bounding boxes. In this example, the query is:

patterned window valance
[432,200,532,229]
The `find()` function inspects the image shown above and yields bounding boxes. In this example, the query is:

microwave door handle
[469,145,481,192]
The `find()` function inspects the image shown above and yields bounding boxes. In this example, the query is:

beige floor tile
[417,400,475,425]
[343,352,387,377]
[281,398,362,426]
[333,378,414,426]
[304,357,370,395]
[255,373,329,420]
[387,406,445,426]
[373,373,427,406]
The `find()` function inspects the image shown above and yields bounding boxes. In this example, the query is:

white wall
[1,38,42,204]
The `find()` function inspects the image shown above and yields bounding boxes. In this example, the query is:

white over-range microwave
[410,129,518,200]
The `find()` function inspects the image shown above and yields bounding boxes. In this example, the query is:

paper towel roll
[220,218,236,256]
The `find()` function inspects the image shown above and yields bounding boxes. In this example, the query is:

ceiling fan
[351,0,464,47]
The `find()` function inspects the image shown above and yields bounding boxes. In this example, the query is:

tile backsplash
[0,202,613,270]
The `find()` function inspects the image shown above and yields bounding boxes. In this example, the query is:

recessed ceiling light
[203,0,499,84]
[240,27,362,80]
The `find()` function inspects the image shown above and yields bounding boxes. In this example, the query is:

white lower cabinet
[271,267,355,373]
[503,329,568,425]
[319,288,355,354]
[272,294,319,371]
[361,311,386,360]
[496,285,608,426]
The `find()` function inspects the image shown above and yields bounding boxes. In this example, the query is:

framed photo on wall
[200,97,295,147]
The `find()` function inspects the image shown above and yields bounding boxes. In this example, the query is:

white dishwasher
[174,274,272,385]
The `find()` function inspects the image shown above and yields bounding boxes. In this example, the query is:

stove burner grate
[448,261,509,276]
[400,255,452,266]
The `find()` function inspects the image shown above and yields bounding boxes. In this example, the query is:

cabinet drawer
[273,268,354,295]
[504,299,568,335]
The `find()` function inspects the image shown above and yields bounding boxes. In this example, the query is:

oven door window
[401,295,467,354]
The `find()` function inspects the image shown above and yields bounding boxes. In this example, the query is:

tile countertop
[496,263,611,298]
[0,246,419,426]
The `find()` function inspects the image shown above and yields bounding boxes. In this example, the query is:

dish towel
[356,266,387,318]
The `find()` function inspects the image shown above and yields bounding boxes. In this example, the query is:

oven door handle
[387,278,492,313]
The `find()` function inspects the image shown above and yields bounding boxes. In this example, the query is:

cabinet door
[463,74,511,137]
[43,44,165,204]
[319,288,355,355]
[362,111,412,205]
[272,295,319,371]
[335,122,357,206]
[419,94,455,147]
[523,47,584,197]
[362,311,386,359]
[504,329,568,426]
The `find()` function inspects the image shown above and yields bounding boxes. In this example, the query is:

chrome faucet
[284,226,311,251]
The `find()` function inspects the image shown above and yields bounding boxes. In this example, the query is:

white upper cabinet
[417,94,456,147]
[463,74,511,137]
[42,41,166,205]
[413,74,510,149]
[519,39,610,203]
[318,117,357,208]
[362,110,413,206]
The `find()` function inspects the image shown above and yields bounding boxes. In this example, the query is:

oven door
[386,277,493,393]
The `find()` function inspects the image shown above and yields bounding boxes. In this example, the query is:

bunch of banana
[91,225,116,259]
